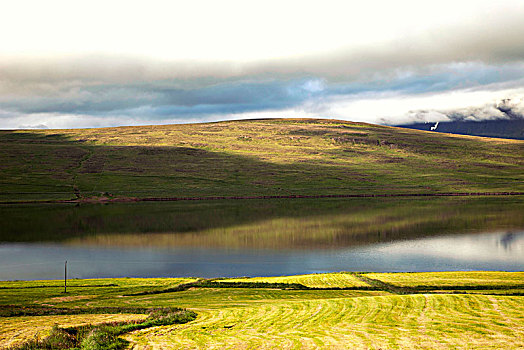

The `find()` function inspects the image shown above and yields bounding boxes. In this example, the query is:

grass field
[1,272,523,349]
[365,271,524,288]
[126,294,523,349]
[1,314,147,348]
[1,119,523,202]
[220,272,370,288]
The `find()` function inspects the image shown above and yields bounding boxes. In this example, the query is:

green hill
[1,118,523,202]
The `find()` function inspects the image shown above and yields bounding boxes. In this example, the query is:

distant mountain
[396,118,524,140]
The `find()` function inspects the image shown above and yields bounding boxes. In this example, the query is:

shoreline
[2,191,523,205]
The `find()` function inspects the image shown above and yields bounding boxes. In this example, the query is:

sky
[1,0,524,129]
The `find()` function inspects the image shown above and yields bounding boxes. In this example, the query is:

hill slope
[1,119,523,202]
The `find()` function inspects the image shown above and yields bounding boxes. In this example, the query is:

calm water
[1,197,523,280]
[0,231,522,280]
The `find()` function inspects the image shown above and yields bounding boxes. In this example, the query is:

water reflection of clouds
[1,231,523,280]
[373,231,524,263]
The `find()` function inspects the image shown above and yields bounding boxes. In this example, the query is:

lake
[1,197,523,280]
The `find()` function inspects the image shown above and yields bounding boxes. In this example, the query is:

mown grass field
[365,271,524,288]
[220,272,370,288]
[1,314,147,348]
[1,272,523,349]
[1,119,523,202]
[127,294,523,349]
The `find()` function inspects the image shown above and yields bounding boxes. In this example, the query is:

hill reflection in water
[1,197,523,249]
[1,197,523,280]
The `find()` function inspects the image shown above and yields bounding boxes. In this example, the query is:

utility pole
[64,261,67,293]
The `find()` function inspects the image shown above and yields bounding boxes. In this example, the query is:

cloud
[3,89,524,130]
[2,63,523,116]
[1,70,524,128]
[1,1,524,128]
[2,13,524,88]
[2,1,524,90]
[18,124,48,129]
[0,111,216,130]
[3,1,524,77]
[399,95,524,124]
[0,78,330,119]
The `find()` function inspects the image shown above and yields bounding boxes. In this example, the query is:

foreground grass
[126,294,523,350]
[1,119,523,202]
[1,272,523,349]
[8,308,196,350]
[1,314,146,349]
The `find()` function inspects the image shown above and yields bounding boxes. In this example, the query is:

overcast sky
[1,0,524,129]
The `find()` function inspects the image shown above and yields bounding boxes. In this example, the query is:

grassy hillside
[1,119,523,202]
[1,272,523,349]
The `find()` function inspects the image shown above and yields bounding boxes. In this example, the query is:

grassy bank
[1,272,523,349]
[1,119,523,202]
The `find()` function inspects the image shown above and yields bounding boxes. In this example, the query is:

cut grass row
[365,271,524,288]
[220,272,369,288]
[126,294,524,349]
[219,271,524,291]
